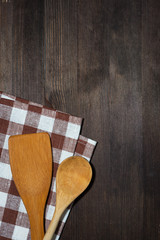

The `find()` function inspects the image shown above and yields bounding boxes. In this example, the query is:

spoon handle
[43,208,63,240]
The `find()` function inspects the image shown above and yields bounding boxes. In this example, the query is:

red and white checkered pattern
[0,92,96,240]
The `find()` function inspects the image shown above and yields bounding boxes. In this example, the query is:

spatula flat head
[9,132,52,197]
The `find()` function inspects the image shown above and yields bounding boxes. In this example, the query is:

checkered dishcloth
[0,92,96,240]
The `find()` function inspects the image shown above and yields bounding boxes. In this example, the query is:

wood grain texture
[0,0,44,103]
[142,0,160,239]
[0,0,160,239]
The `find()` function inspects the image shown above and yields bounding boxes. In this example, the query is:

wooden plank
[0,0,44,103]
[0,0,13,93]
[44,0,78,111]
[101,1,143,239]
[142,0,160,239]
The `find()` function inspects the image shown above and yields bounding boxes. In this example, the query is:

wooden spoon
[9,132,52,240]
[43,156,92,240]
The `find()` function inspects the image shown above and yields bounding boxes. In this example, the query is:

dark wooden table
[0,0,160,239]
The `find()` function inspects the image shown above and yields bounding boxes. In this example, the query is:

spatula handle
[29,213,44,240]
[43,208,62,240]
[28,199,45,240]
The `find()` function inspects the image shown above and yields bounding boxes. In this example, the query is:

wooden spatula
[9,132,52,240]
[43,156,92,240]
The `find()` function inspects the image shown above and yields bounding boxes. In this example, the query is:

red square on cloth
[2,208,18,224]
[0,119,9,134]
